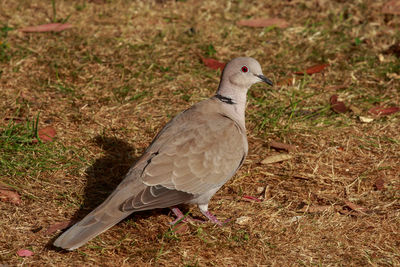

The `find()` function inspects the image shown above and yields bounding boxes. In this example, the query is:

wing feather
[141,110,246,195]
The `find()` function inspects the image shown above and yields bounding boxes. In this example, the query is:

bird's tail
[53,180,144,250]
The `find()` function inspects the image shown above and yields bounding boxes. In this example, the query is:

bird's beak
[255,74,273,86]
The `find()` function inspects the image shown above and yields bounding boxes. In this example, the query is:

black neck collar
[214,94,235,105]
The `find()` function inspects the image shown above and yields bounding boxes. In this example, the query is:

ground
[0,0,399,266]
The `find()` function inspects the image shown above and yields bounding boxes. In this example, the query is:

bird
[53,57,273,250]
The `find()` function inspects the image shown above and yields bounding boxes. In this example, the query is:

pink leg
[169,207,205,225]
[198,204,231,226]
[200,210,232,226]
[169,207,186,225]
[201,210,223,226]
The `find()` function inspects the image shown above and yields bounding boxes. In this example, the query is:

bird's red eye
[241,66,248,73]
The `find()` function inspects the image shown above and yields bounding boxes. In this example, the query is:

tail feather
[53,210,132,250]
[53,180,144,250]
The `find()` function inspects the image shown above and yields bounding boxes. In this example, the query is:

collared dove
[53,57,273,250]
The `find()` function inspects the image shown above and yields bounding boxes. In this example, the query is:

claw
[169,207,205,225]
[200,210,230,226]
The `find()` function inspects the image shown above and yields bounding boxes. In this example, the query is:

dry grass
[0,0,399,266]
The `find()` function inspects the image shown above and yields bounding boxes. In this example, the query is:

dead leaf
[33,126,57,143]
[269,141,296,152]
[368,106,400,116]
[330,94,339,103]
[332,102,347,113]
[359,116,374,123]
[288,216,303,223]
[17,249,34,257]
[20,23,72,33]
[382,0,400,15]
[242,195,262,202]
[237,18,289,28]
[330,94,347,113]
[299,205,333,213]
[256,186,265,194]
[236,216,251,225]
[374,178,385,190]
[201,58,225,71]
[294,64,329,75]
[261,154,293,164]
[0,183,22,205]
[344,200,368,213]
[45,220,75,235]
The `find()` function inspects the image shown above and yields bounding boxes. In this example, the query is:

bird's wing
[140,102,246,192]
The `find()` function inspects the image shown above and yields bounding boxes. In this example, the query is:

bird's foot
[169,207,204,225]
[201,210,231,226]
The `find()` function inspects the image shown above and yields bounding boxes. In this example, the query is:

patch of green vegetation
[113,85,151,103]
[113,85,131,102]
[53,82,76,95]
[231,229,250,243]
[303,19,324,35]
[0,116,84,180]
[0,118,51,177]
[161,228,181,241]
[75,2,86,11]
[195,227,210,244]
[172,88,191,102]
[201,44,217,57]
[81,51,103,64]
[249,77,332,134]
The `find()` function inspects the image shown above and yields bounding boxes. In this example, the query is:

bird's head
[220,57,273,89]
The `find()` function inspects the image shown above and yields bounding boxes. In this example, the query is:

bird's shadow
[73,135,174,221]
[79,135,138,215]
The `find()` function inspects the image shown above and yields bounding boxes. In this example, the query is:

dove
[53,57,273,250]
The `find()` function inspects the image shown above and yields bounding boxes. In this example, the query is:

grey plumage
[53,57,273,250]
